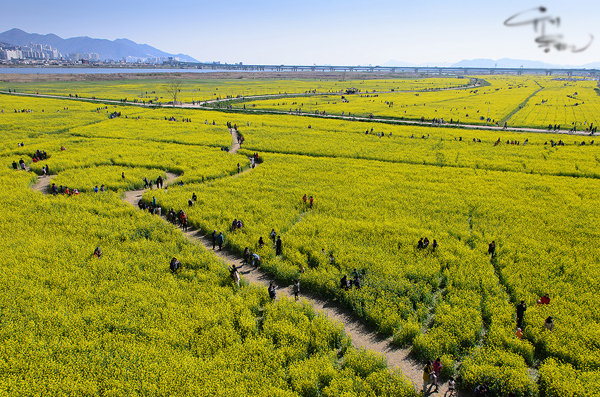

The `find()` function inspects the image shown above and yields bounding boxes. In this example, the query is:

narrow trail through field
[121,185,443,394]
[23,94,462,396]
[185,81,482,106]
[115,127,462,397]
[26,146,450,394]
[122,172,181,206]
[228,128,241,153]
[31,174,51,193]
[31,171,182,199]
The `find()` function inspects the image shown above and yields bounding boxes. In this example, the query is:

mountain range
[384,58,600,69]
[0,28,198,62]
[2,28,598,69]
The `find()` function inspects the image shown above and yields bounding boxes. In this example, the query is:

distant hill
[0,28,199,62]
[0,41,18,50]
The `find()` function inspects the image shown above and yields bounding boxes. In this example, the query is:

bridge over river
[180,62,599,77]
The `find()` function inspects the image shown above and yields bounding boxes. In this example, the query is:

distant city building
[15,42,61,60]
[65,53,79,62]
[0,49,23,60]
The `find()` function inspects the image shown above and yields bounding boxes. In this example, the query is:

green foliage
[538,358,600,397]
[393,321,421,347]
[343,348,388,379]
[460,348,538,397]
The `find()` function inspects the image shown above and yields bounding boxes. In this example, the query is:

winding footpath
[29,129,461,397]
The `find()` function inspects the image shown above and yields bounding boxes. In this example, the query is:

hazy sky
[3,0,598,66]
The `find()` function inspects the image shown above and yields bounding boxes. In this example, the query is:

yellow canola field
[0,93,417,397]
[0,76,469,103]
[234,76,540,125]
[509,79,600,129]
[3,84,600,395]
[0,168,415,396]
[0,94,106,144]
[151,152,600,382]
[235,112,600,179]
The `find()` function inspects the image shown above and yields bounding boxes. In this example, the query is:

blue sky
[3,0,598,65]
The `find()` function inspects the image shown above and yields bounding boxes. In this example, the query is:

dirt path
[229,128,241,153]
[28,161,457,395]
[23,107,457,396]
[32,171,181,200]
[119,177,458,397]
[185,228,433,390]
[122,172,180,206]
[31,174,52,193]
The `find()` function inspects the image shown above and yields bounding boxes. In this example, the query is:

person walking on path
[212,230,217,250]
[276,236,282,256]
[216,232,224,251]
[243,247,250,265]
[516,300,527,328]
[423,360,434,392]
[252,252,261,267]
[488,241,496,259]
[268,282,277,300]
[432,358,442,390]
[292,279,300,300]
[444,377,456,397]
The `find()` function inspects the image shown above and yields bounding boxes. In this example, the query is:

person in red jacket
[538,293,550,305]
